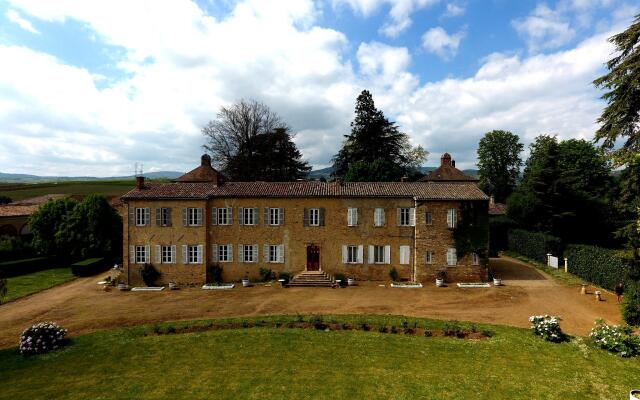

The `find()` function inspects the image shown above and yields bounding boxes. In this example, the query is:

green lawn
[2,268,75,303]
[0,315,638,399]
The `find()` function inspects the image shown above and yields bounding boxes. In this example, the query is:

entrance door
[306,245,320,271]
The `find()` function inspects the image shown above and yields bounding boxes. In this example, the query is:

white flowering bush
[19,322,67,356]
[590,319,640,357]
[529,315,565,342]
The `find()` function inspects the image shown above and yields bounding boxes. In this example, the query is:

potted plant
[347,277,356,286]
[242,272,250,287]
[436,270,445,287]
[168,280,178,290]
[493,276,502,286]
[117,281,127,291]
[630,389,640,400]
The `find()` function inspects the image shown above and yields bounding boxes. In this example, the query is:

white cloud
[5,9,39,34]
[512,4,575,52]
[421,26,465,60]
[332,0,439,38]
[443,2,465,17]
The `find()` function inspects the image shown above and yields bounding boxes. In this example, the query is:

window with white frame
[426,212,433,225]
[135,245,148,264]
[188,245,202,264]
[266,244,284,263]
[342,245,363,264]
[241,244,258,262]
[398,207,415,226]
[218,244,232,262]
[446,248,457,266]
[347,208,358,226]
[156,208,171,226]
[347,246,358,263]
[308,208,320,226]
[374,208,385,227]
[269,208,281,226]
[472,252,479,265]
[161,245,175,264]
[425,251,434,264]
[447,209,457,229]
[373,245,386,264]
[399,245,410,265]
[187,208,202,226]
[136,207,149,226]
[243,208,256,225]
[217,207,230,225]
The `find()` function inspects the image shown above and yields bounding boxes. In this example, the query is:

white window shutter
[409,208,416,227]
[264,244,269,263]
[155,208,161,226]
[380,208,385,226]
[182,245,188,264]
[347,208,352,226]
[277,245,284,263]
[452,248,457,265]
[129,245,135,264]
[279,208,284,225]
[197,245,203,264]
[253,208,259,225]
[384,245,391,264]
[357,245,363,264]
[128,207,135,225]
[239,244,244,262]
[182,208,188,226]
[400,246,410,265]
[453,209,457,227]
[144,245,150,263]
[396,208,401,226]
[197,208,203,226]
[238,207,244,225]
[155,245,161,264]
[212,244,219,262]
[171,245,176,264]
[227,207,233,224]
[368,245,374,263]
[144,208,150,226]
[211,207,218,225]
[253,244,258,262]
[264,207,270,225]
[342,245,348,263]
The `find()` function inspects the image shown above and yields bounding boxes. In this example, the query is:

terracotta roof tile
[0,204,38,217]
[122,181,488,201]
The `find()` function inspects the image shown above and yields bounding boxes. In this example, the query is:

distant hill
[0,171,183,183]
[306,166,478,180]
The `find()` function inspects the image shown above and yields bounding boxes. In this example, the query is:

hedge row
[564,244,631,291]
[507,229,562,263]
[0,257,55,278]
[71,257,108,277]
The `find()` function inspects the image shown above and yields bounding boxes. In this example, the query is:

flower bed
[390,282,423,288]
[457,283,491,288]
[19,322,67,356]
[589,319,640,357]
[529,315,565,342]
[202,283,235,290]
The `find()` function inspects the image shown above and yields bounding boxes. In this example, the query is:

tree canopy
[477,130,524,203]
[202,99,310,181]
[333,90,426,181]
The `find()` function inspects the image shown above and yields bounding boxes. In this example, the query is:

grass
[505,251,587,286]
[2,268,75,303]
[0,180,138,201]
[0,315,638,399]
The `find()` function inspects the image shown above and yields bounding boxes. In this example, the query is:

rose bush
[589,319,640,357]
[19,322,68,356]
[529,315,565,342]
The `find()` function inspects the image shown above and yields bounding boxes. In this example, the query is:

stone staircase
[287,270,336,287]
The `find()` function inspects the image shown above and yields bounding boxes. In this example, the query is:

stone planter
[630,390,640,400]
[435,278,444,287]
[242,279,250,287]
[347,278,355,286]
[168,282,178,290]
[117,283,127,291]
[493,278,502,286]
[278,279,287,287]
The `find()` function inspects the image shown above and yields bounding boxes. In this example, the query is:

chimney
[201,154,212,167]
[400,176,409,182]
[440,153,452,166]
[136,176,145,190]
[451,160,456,167]
[335,177,343,186]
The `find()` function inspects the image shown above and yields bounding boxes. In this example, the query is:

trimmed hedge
[71,257,107,277]
[564,244,631,291]
[0,257,54,278]
[507,229,562,263]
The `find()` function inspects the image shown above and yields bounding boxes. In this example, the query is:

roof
[122,181,489,201]
[0,205,38,217]
[174,154,222,183]
[489,201,507,215]
[418,152,478,182]
[9,194,67,206]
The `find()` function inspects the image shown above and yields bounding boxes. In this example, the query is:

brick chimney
[452,160,456,167]
[440,153,452,166]
[201,154,212,167]
[136,176,145,190]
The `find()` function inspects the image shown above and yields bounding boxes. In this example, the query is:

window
[156,208,171,227]
[217,244,232,262]
[189,208,202,226]
[342,245,363,264]
[447,209,457,229]
[242,207,256,225]
[188,245,202,264]
[398,207,415,226]
[135,245,148,264]
[426,212,433,225]
[161,245,175,264]
[446,248,457,266]
[374,208,385,227]
[267,207,282,226]
[309,208,320,226]
[135,207,149,226]
[425,251,434,264]
[216,207,231,225]
[240,244,258,263]
[347,208,358,226]
[399,245,410,265]
[265,244,284,263]
[472,252,479,265]
[369,245,390,264]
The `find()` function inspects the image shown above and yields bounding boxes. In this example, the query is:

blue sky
[0,0,637,176]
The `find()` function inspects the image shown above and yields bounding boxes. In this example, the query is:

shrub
[19,322,67,356]
[508,229,562,263]
[139,263,160,286]
[443,322,464,338]
[71,257,107,277]
[334,273,347,287]
[278,272,291,284]
[0,257,55,278]
[590,319,640,357]
[489,216,517,256]
[529,315,565,342]
[0,235,35,261]
[311,315,326,330]
[390,326,398,334]
[622,282,640,326]
[208,264,223,284]
[423,328,432,337]
[378,326,388,333]
[259,268,273,282]
[389,267,399,282]
[359,322,370,332]
[564,244,631,291]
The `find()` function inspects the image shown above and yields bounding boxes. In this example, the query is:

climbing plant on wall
[453,201,489,260]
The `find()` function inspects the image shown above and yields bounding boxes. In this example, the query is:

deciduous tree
[477,130,523,203]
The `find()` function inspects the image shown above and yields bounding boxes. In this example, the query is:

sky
[0,0,637,176]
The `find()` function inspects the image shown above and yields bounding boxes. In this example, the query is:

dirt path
[0,256,621,348]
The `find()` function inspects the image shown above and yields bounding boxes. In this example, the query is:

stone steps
[288,271,336,287]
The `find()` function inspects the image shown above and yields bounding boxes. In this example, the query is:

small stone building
[121,154,489,286]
